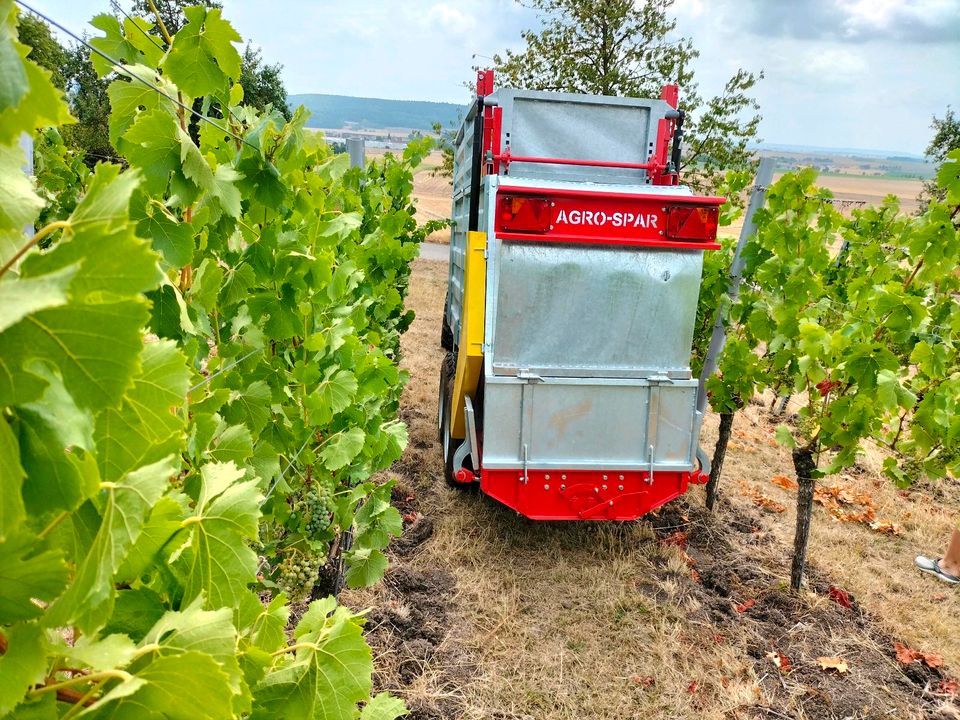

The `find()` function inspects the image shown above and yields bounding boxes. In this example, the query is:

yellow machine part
[449,230,486,440]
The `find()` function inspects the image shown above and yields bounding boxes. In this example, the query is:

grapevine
[0,1,419,717]
[701,159,960,589]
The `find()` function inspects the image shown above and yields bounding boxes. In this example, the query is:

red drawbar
[480,468,701,521]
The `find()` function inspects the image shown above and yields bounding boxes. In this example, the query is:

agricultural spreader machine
[439,70,723,520]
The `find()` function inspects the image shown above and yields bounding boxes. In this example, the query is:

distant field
[722,172,924,240]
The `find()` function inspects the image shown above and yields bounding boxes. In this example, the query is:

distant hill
[288,93,464,131]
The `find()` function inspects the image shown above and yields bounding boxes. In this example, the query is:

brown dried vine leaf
[771,474,798,491]
[735,598,756,613]
[894,641,944,668]
[752,494,787,513]
[869,519,903,536]
[817,656,850,673]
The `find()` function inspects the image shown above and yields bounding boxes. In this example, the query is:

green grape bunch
[276,549,327,603]
[294,482,337,536]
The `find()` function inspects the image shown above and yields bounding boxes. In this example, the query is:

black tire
[440,296,454,351]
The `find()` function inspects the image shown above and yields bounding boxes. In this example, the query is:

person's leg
[941,528,960,577]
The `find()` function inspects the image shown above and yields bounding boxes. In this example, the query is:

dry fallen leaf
[817,656,849,673]
[828,585,854,609]
[687,680,699,694]
[735,598,757,613]
[661,530,688,549]
[766,650,793,673]
[771,474,798,491]
[752,494,787,513]
[869,519,904,536]
[629,674,656,688]
[894,641,944,669]
[937,679,960,697]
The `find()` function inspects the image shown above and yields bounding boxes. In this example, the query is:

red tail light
[497,195,551,234]
[665,205,719,242]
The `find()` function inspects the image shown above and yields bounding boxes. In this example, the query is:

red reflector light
[497,195,551,234]
[665,205,719,242]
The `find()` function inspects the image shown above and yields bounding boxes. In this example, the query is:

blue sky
[21,0,960,155]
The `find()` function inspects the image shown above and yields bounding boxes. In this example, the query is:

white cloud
[427,3,476,35]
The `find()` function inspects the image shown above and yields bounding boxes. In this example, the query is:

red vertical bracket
[652,84,680,185]
[483,105,502,175]
[661,84,679,109]
[477,68,495,98]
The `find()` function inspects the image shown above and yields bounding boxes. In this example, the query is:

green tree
[920,107,960,208]
[16,12,66,88]
[61,42,115,165]
[493,0,763,192]
[239,43,291,120]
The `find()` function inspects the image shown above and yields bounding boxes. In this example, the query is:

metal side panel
[490,241,703,375]
[482,375,699,471]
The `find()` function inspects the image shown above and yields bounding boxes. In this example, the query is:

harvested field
[341,257,960,720]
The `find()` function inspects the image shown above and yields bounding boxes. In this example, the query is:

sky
[21,0,960,155]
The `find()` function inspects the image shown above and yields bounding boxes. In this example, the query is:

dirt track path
[342,259,956,720]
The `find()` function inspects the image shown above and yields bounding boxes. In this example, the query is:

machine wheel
[440,293,454,351]
[437,353,474,490]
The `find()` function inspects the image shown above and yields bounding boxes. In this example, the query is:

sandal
[915,555,960,584]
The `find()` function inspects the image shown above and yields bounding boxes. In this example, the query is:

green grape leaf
[0,1,28,111]
[107,67,177,147]
[102,588,166,644]
[0,622,47,716]
[89,14,150,77]
[179,462,262,609]
[0,142,43,234]
[45,456,176,634]
[0,416,26,538]
[774,424,797,448]
[139,601,247,711]
[237,591,288,656]
[343,547,388,589]
[252,600,373,720]
[320,428,365,471]
[306,370,357,425]
[17,364,99,517]
[0,10,71,145]
[115,495,184,584]
[135,208,194,268]
[360,694,409,720]
[161,6,241,99]
[96,340,190,482]
[223,381,271,435]
[353,480,402,553]
[21,179,163,302]
[91,651,234,720]
[60,633,137,672]
[121,108,181,195]
[0,532,68,624]
[0,299,150,410]
[208,423,254,465]
[208,163,242,218]
[0,264,77,333]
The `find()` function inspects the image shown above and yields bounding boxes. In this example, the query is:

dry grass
[705,399,960,670]
[342,258,957,720]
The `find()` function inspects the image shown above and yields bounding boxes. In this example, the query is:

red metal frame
[480,468,704,521]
